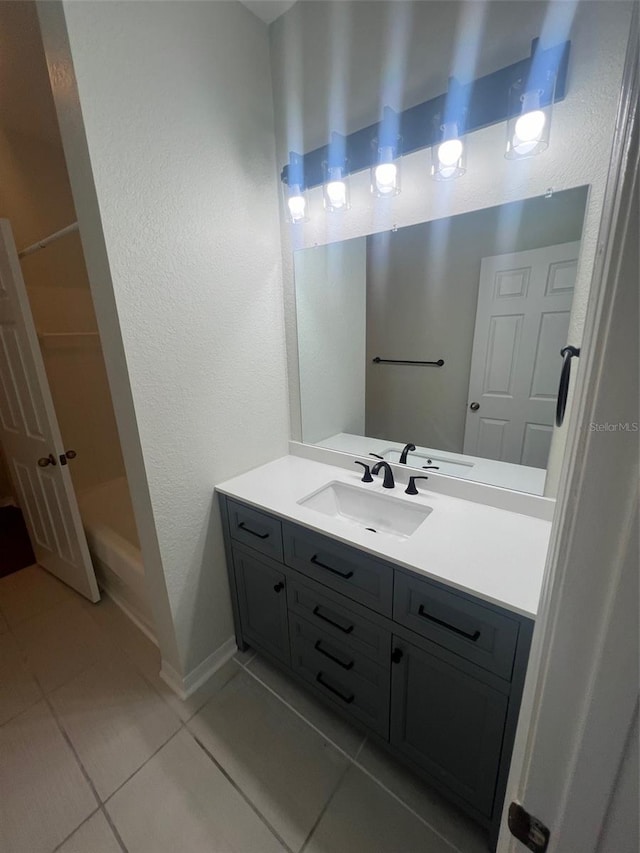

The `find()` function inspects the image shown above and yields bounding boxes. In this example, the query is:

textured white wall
[42,0,290,677]
[294,238,366,443]
[271,1,634,494]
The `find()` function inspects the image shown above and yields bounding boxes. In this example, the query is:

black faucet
[405,475,430,495]
[371,460,395,489]
[399,443,416,464]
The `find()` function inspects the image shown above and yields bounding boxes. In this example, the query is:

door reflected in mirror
[293,186,589,495]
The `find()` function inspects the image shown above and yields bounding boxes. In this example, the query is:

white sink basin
[298,481,432,540]
[380,448,474,477]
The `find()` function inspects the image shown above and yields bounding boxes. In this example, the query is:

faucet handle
[369,452,384,460]
[422,465,440,471]
[406,475,430,495]
[354,461,374,482]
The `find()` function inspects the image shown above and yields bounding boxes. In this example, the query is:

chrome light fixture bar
[281,38,569,195]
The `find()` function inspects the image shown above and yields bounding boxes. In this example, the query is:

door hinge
[508,802,550,852]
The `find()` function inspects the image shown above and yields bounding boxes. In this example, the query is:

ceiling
[0,0,62,144]
[240,1,297,25]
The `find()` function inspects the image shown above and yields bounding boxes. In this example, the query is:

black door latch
[508,803,550,852]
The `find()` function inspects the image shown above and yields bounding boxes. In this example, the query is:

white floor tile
[189,669,349,852]
[0,701,97,853]
[12,598,113,693]
[357,740,489,853]
[107,729,286,853]
[0,632,42,725]
[247,654,366,757]
[57,811,123,853]
[85,594,238,722]
[50,656,181,800]
[0,565,73,626]
[304,765,457,853]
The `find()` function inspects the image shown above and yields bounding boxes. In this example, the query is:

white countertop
[216,455,552,620]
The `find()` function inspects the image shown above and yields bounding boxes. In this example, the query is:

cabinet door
[390,637,508,818]
[233,548,290,665]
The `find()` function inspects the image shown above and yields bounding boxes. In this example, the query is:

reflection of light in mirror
[513,109,547,154]
[287,193,307,222]
[374,162,398,194]
[326,180,347,209]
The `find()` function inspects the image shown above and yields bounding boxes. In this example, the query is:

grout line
[349,753,467,853]
[298,760,352,853]
[101,723,186,806]
[100,802,130,853]
[241,656,474,853]
[189,730,297,853]
[240,661,361,764]
[51,808,102,852]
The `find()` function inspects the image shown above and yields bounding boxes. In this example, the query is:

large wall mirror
[293,186,588,495]
[271,1,631,498]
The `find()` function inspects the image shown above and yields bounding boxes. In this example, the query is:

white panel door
[0,219,99,601]
[464,242,580,466]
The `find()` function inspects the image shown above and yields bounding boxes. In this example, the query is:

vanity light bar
[281,38,570,193]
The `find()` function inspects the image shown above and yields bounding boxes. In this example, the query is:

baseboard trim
[160,635,237,700]
[101,586,158,647]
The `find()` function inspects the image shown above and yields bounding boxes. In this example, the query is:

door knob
[65,449,77,460]
[469,402,480,411]
[37,454,57,468]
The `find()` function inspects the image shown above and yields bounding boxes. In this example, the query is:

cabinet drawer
[291,618,390,738]
[283,523,393,616]
[394,572,519,680]
[228,500,283,562]
[287,580,391,667]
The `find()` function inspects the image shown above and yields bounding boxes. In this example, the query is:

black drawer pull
[238,521,269,540]
[273,582,285,593]
[316,672,355,704]
[310,554,354,579]
[314,640,354,670]
[418,604,481,641]
[312,605,354,634]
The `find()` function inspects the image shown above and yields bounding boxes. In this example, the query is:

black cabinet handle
[555,345,581,427]
[238,521,269,540]
[273,582,284,593]
[417,605,481,642]
[312,605,354,634]
[314,639,354,670]
[391,647,404,664]
[310,554,354,579]
[316,672,355,704]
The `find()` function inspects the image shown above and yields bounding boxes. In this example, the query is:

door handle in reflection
[37,454,57,468]
[60,450,77,466]
[469,402,480,411]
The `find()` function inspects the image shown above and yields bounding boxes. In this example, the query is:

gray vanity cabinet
[233,546,290,666]
[390,636,508,817]
[219,494,533,849]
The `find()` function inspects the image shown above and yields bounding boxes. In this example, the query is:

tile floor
[0,565,489,853]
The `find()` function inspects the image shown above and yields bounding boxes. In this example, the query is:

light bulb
[374,162,397,194]
[513,109,547,154]
[437,137,463,167]
[326,180,347,208]
[287,194,306,222]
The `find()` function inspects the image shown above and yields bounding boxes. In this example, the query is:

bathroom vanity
[217,454,551,849]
